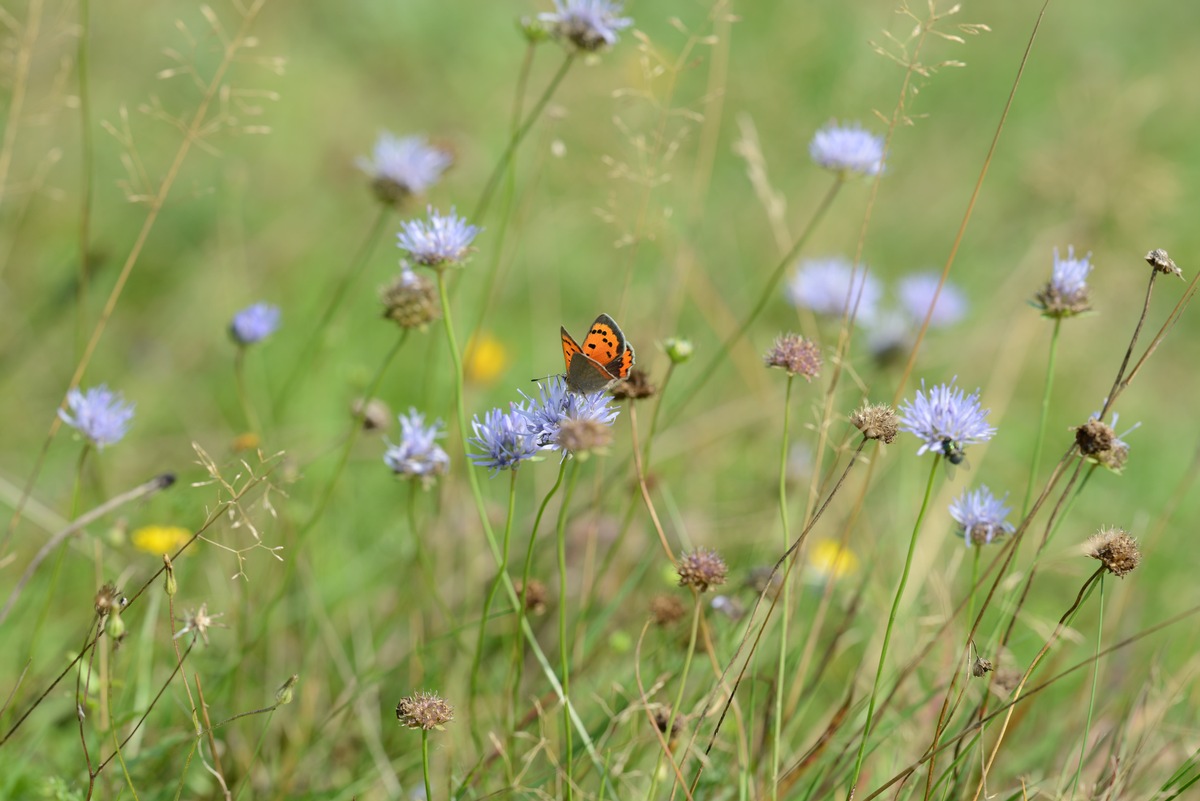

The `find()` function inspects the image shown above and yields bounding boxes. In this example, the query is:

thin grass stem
[1070,573,1103,801]
[1023,317,1061,517]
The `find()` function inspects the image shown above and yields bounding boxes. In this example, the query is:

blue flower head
[518,376,619,456]
[384,408,450,487]
[899,378,996,459]
[949,486,1014,546]
[357,132,452,205]
[1034,246,1093,318]
[230,302,281,346]
[898,272,967,328]
[397,206,480,268]
[59,384,135,449]
[468,406,540,474]
[539,0,632,51]
[787,257,881,321]
[809,122,886,177]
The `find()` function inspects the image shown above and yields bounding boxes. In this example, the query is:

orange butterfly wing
[579,314,624,365]
[562,314,636,393]
[561,326,584,373]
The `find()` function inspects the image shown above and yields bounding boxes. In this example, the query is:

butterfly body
[560,314,635,394]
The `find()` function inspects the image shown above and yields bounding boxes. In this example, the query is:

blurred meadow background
[2,0,1200,798]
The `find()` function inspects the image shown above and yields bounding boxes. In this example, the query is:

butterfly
[560,313,635,394]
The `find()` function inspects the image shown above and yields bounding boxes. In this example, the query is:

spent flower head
[763,333,822,380]
[949,486,1014,546]
[384,409,450,487]
[898,272,967,328]
[539,0,632,51]
[1033,246,1093,318]
[397,206,480,268]
[1085,527,1141,577]
[396,691,454,730]
[677,549,728,593]
[1075,410,1137,473]
[468,406,539,474]
[357,132,452,206]
[809,122,885,177]
[60,385,135,449]
[787,257,881,321]
[229,302,281,345]
[174,602,226,646]
[899,378,996,459]
[850,402,899,444]
[1145,247,1182,279]
[518,377,619,454]
[382,266,441,329]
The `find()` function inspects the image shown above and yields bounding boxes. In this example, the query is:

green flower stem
[232,708,277,801]
[233,346,262,436]
[648,590,702,800]
[1023,317,1062,517]
[302,331,408,534]
[75,0,93,359]
[274,205,391,420]
[772,375,795,800]
[966,546,981,641]
[671,177,844,422]
[422,729,434,801]
[1070,573,1103,801]
[407,481,455,633]
[511,459,568,720]
[472,53,575,223]
[848,457,940,800]
[437,271,608,781]
[469,468,520,743]
[556,460,581,801]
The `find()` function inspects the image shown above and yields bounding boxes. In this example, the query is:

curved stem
[1070,574,1103,801]
[557,460,581,801]
[1023,318,1061,517]
[847,457,940,799]
[772,375,795,799]
[75,0,94,359]
[233,346,261,435]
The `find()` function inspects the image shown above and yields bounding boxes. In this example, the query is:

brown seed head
[1085,527,1141,578]
[649,594,687,626]
[381,269,440,330]
[677,549,728,593]
[515,579,548,615]
[610,367,656,401]
[352,397,392,432]
[652,706,682,738]
[396,691,454,730]
[554,418,613,456]
[1033,282,1091,318]
[1145,248,1182,279]
[850,402,899,444]
[1074,418,1114,455]
[764,334,822,380]
[94,582,126,617]
[971,656,994,678]
[371,176,412,208]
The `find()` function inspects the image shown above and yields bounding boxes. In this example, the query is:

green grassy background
[1,0,1198,797]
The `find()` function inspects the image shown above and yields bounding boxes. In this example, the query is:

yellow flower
[464,332,509,385]
[807,540,859,582]
[232,432,261,452]
[131,525,192,556]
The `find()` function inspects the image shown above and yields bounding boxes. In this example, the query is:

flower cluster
[898,378,996,460]
[397,206,480,268]
[539,0,632,51]
[1033,246,1093,318]
[468,406,540,474]
[763,333,822,380]
[396,691,454,730]
[60,385,135,449]
[787,258,881,320]
[948,486,1014,546]
[897,272,967,328]
[357,132,451,206]
[381,267,440,329]
[809,122,885,177]
[383,409,450,487]
[230,302,281,345]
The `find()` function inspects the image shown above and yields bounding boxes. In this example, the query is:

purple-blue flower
[518,376,619,455]
[898,272,967,328]
[899,378,996,459]
[809,122,885,177]
[949,486,1014,546]
[1052,246,1092,297]
[59,385,135,449]
[539,0,632,51]
[787,257,881,321]
[397,206,480,268]
[383,409,450,487]
[230,303,281,346]
[468,406,539,474]
[357,132,452,198]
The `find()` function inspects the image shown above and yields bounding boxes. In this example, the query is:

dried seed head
[352,397,392,432]
[649,594,687,626]
[1074,418,1114,455]
[381,268,440,330]
[764,333,822,380]
[652,706,682,738]
[677,549,728,593]
[971,656,994,678]
[515,579,548,615]
[1033,282,1092,318]
[610,367,656,400]
[174,602,226,646]
[850,402,899,444]
[553,417,613,456]
[94,582,127,617]
[1085,527,1141,578]
[396,691,454,730]
[1145,248,1182,279]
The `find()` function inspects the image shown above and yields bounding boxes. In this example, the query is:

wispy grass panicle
[787,257,881,320]
[899,378,996,459]
[60,385,135,449]
[397,206,480,268]
[539,0,633,52]
[1033,246,1093,318]
[809,121,886,177]
[383,409,450,488]
[357,132,452,207]
[949,486,1014,546]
